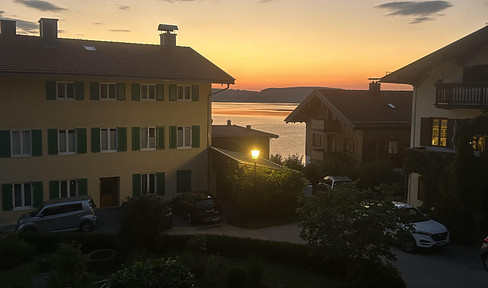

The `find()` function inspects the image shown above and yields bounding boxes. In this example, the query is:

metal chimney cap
[158,24,178,32]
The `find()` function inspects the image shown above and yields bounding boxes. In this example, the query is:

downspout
[207,83,231,196]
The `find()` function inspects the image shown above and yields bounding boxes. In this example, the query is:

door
[99,177,119,207]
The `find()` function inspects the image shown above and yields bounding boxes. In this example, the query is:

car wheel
[80,221,94,232]
[482,254,488,271]
[187,214,193,225]
[402,237,417,253]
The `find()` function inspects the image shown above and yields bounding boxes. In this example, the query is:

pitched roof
[0,34,235,84]
[212,124,278,139]
[285,88,412,129]
[381,25,488,85]
[211,147,284,170]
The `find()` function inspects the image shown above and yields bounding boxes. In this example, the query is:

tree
[302,162,325,192]
[283,154,304,171]
[46,242,92,288]
[297,184,401,279]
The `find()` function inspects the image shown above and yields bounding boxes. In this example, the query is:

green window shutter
[47,129,58,155]
[157,126,165,150]
[74,82,85,100]
[156,172,165,195]
[177,170,192,193]
[91,128,100,153]
[76,128,87,154]
[49,180,59,199]
[31,130,42,157]
[132,127,140,151]
[33,182,44,208]
[90,82,100,100]
[192,125,200,148]
[131,83,141,101]
[2,184,13,211]
[132,174,141,197]
[156,84,164,101]
[169,84,177,101]
[192,85,199,101]
[45,81,56,100]
[78,178,88,196]
[117,127,127,152]
[169,126,177,149]
[0,130,11,158]
[117,83,126,101]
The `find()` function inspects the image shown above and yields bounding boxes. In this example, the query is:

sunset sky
[2,0,488,91]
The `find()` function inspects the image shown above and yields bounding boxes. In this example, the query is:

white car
[394,202,450,252]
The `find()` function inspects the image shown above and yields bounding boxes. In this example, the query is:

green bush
[245,256,263,287]
[110,257,195,288]
[19,232,117,253]
[226,266,247,288]
[0,233,34,270]
[46,241,92,288]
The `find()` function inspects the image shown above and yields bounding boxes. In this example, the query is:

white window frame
[59,179,78,198]
[177,85,191,101]
[177,126,192,149]
[57,82,75,100]
[140,127,156,151]
[388,140,399,154]
[141,173,157,195]
[100,83,116,100]
[12,182,34,210]
[101,128,118,152]
[141,84,156,101]
[58,129,77,155]
[11,130,32,157]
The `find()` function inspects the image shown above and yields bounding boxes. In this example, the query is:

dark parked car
[171,193,222,224]
[481,236,488,271]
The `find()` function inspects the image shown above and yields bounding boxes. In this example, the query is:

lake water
[212,102,306,159]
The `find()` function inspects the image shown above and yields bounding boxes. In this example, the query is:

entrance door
[99,177,119,207]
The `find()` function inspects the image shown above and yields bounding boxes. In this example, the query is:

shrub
[226,266,247,288]
[0,233,34,270]
[245,256,263,287]
[110,257,195,288]
[46,241,92,288]
[19,232,117,254]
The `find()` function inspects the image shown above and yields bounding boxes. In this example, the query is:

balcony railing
[435,83,488,109]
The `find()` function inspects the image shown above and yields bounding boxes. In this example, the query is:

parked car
[171,193,222,224]
[16,196,98,232]
[318,175,352,190]
[480,236,488,271]
[393,202,450,252]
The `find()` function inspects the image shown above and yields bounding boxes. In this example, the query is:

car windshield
[397,207,429,223]
[195,199,214,208]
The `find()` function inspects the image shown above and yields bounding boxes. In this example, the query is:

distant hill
[212,87,332,103]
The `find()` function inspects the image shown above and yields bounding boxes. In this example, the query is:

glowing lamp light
[251,149,260,160]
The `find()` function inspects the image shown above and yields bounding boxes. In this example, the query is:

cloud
[93,22,103,25]
[109,29,131,33]
[14,0,67,12]
[258,0,274,3]
[118,5,130,10]
[160,0,195,2]
[376,1,452,24]
[0,12,38,33]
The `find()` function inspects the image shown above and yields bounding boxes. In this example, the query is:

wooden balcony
[435,83,488,109]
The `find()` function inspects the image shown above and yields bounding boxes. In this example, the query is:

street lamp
[251,149,260,178]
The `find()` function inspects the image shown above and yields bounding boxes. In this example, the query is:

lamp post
[251,149,260,181]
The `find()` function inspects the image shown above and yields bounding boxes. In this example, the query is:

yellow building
[0,18,234,220]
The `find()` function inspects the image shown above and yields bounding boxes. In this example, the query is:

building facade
[0,18,234,219]
[381,26,488,206]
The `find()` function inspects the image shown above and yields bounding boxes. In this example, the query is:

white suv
[17,196,97,232]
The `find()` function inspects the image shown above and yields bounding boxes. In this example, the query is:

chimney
[158,24,178,46]
[368,78,381,97]
[246,125,252,129]
[39,18,58,47]
[227,119,232,125]
[0,20,16,36]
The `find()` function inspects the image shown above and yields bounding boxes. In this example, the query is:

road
[95,209,486,288]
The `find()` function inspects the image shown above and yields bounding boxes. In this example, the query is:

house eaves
[211,147,284,170]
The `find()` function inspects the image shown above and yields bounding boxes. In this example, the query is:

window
[431,118,448,147]
[140,127,156,150]
[177,126,192,148]
[59,179,78,198]
[472,136,486,152]
[311,133,323,148]
[11,130,31,157]
[100,83,116,100]
[58,129,76,154]
[141,173,157,195]
[388,140,399,154]
[13,183,33,209]
[177,85,191,101]
[57,82,75,99]
[141,84,156,101]
[101,128,117,152]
